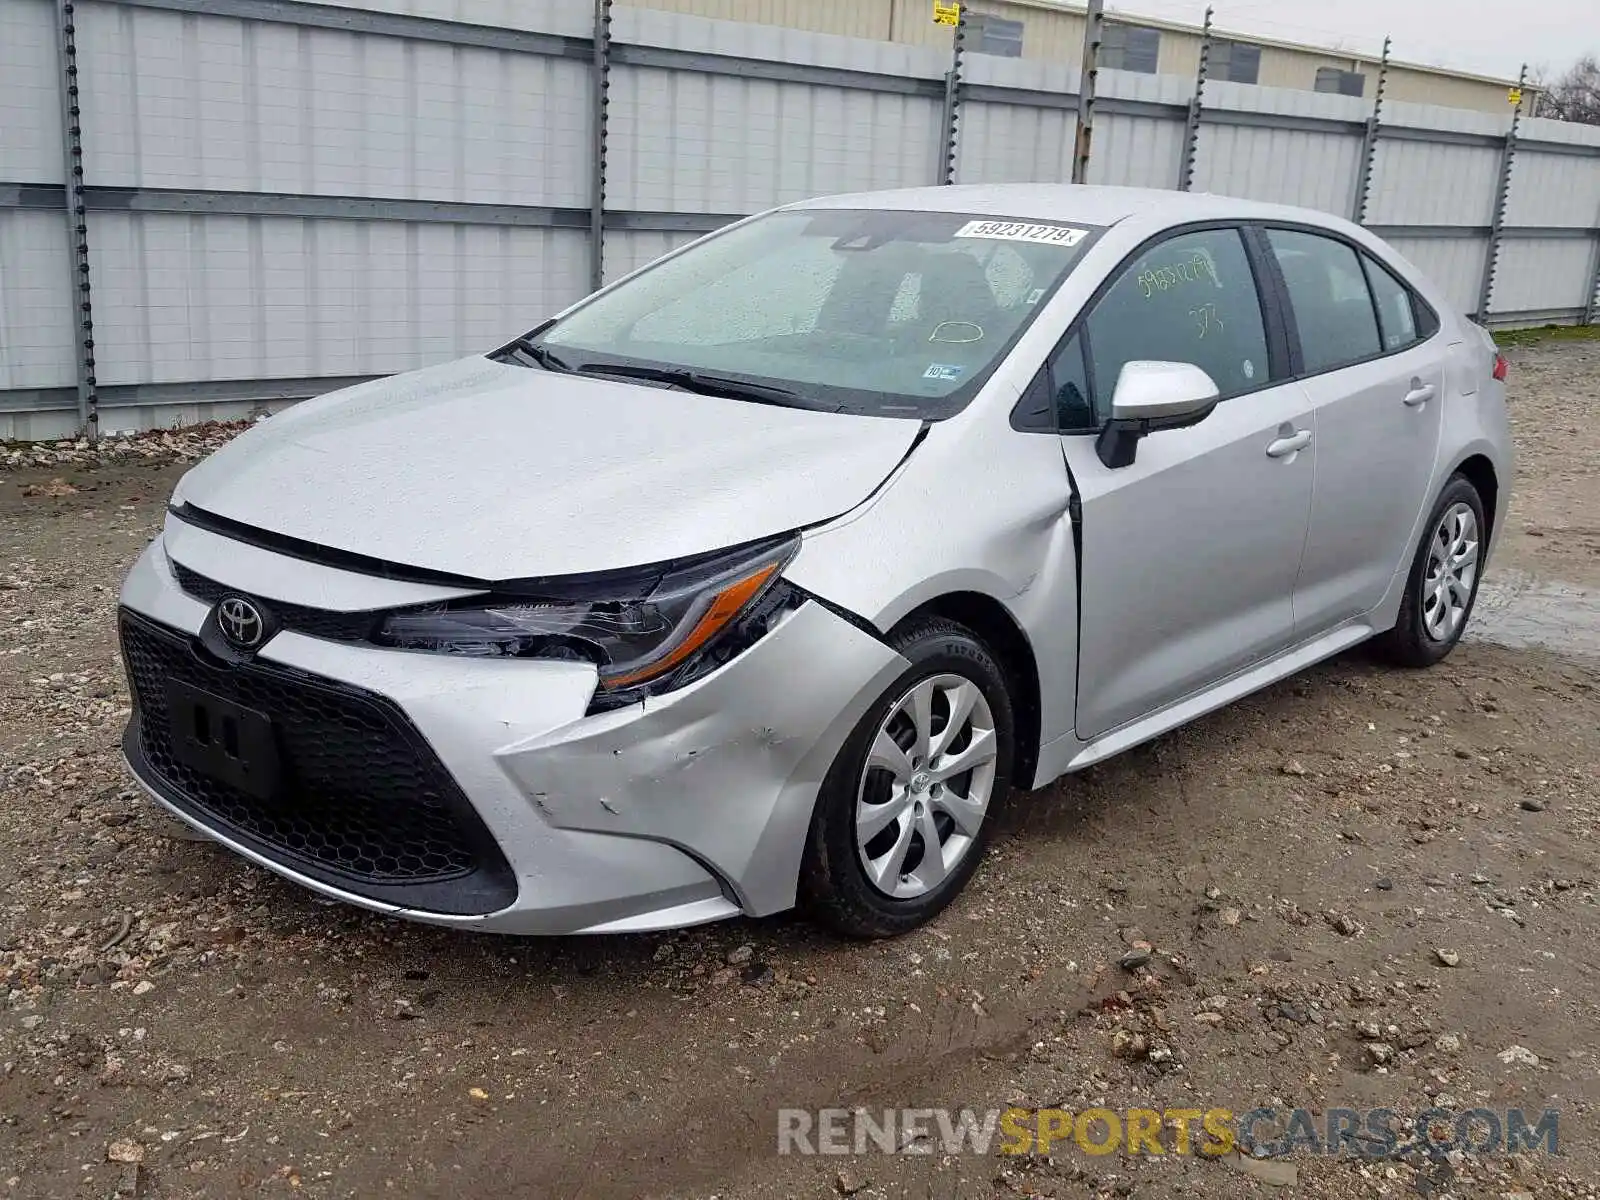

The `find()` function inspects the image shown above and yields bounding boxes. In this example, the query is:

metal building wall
[87,212,588,384]
[0,0,73,415]
[621,0,895,41]
[309,0,597,38]
[1084,72,1192,190]
[74,0,593,392]
[4,0,1600,440]
[1490,236,1600,317]
[0,0,62,183]
[1192,83,1369,212]
[602,5,947,286]
[627,0,1523,115]
[954,55,1080,185]
[75,6,593,204]
[898,0,1084,59]
[607,9,945,214]
[1495,118,1600,320]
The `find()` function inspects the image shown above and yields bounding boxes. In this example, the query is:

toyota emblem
[216,596,266,649]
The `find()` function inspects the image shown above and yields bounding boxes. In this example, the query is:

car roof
[790,183,1353,233]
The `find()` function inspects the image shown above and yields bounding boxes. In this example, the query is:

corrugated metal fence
[3,0,1600,439]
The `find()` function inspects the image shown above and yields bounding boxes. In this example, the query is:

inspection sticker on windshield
[923,363,964,381]
[954,220,1089,247]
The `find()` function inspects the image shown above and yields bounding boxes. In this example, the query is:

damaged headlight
[374,535,802,705]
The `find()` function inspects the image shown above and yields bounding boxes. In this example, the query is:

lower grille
[118,608,515,915]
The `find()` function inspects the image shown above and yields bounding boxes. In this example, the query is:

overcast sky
[1106,0,1595,81]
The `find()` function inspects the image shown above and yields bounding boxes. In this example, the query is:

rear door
[1262,227,1446,633]
[1051,225,1316,740]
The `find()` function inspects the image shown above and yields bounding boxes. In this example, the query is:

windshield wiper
[575,363,816,408]
[493,334,574,373]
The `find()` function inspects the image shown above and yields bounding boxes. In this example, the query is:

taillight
[1492,353,1508,382]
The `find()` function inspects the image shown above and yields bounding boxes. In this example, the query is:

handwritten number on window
[1190,302,1224,339]
[1139,252,1220,299]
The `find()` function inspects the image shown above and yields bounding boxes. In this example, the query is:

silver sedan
[118,184,1512,938]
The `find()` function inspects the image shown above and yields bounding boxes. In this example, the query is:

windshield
[532,208,1102,418]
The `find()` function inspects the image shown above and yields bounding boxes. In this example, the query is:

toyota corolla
[118,184,1512,938]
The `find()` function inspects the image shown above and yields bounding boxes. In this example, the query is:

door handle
[1403,382,1436,407]
[1266,429,1312,458]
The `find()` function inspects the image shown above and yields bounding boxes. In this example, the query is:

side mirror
[1095,361,1219,469]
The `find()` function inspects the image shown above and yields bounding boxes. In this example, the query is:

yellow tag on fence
[933,1,961,26]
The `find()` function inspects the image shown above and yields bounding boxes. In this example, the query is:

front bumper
[118,528,905,934]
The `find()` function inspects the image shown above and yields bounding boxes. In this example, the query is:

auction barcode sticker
[954,220,1089,246]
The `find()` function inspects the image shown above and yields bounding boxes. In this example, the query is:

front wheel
[800,615,1014,938]
[1376,474,1487,667]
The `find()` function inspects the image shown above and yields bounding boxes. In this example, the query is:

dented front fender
[784,414,1081,778]
[495,601,908,917]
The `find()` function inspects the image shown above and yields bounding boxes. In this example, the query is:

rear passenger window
[1361,253,1419,350]
[1083,227,1270,407]
[1267,229,1381,374]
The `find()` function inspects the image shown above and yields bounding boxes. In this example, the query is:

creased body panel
[783,405,1080,785]
[498,602,907,917]
[119,537,904,929]
[117,541,723,933]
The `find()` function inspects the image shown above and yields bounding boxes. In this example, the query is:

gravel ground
[1,338,1597,1199]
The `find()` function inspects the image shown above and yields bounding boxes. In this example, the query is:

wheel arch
[1451,452,1499,549]
[890,591,1043,792]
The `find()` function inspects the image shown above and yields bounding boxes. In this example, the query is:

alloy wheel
[1421,500,1479,641]
[854,673,998,900]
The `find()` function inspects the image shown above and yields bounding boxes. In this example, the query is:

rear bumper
[117,532,904,934]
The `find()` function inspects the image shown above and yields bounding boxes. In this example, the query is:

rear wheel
[1377,474,1486,667]
[800,616,1014,938]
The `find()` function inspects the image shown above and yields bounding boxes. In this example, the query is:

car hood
[174,356,921,581]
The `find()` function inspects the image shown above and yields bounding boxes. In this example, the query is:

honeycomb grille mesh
[119,610,511,902]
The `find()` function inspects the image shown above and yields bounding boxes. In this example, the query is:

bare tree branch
[1535,54,1600,124]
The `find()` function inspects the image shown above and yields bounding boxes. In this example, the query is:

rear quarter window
[1361,253,1421,351]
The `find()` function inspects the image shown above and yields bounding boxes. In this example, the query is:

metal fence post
[1585,225,1600,327]
[937,6,966,185]
[1177,5,1212,192]
[53,0,97,440]
[1071,0,1104,185]
[588,0,613,292]
[1351,35,1390,224]
[1475,62,1528,324]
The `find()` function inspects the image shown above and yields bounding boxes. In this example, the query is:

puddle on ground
[1468,569,1600,658]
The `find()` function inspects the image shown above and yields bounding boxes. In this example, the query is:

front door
[1054,225,1316,740]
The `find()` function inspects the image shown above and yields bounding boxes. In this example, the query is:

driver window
[1084,227,1270,411]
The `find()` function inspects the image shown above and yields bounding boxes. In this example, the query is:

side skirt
[1034,619,1377,781]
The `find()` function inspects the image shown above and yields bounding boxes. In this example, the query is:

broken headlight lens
[374,535,801,696]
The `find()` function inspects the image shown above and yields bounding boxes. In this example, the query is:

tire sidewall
[805,622,1014,936]
[1402,475,1487,663]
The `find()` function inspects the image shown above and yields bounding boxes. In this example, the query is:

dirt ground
[1,336,1597,1200]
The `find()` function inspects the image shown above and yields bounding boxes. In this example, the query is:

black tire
[1376,473,1487,668]
[800,615,1015,939]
